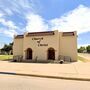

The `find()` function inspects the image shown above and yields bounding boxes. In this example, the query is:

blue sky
[0,0,90,48]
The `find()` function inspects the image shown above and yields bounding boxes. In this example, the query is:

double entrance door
[26,48,55,60]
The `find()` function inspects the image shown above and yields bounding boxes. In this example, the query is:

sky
[0,0,90,48]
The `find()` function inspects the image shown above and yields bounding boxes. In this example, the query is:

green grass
[78,56,90,62]
[0,55,13,60]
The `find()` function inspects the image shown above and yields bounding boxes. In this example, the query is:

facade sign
[32,37,48,47]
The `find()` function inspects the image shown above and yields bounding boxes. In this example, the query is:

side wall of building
[13,38,23,56]
[59,31,77,61]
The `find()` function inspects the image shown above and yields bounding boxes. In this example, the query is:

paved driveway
[78,53,90,60]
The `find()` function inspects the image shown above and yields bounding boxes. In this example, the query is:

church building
[13,30,77,62]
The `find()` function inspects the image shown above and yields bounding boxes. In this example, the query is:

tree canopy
[86,45,90,53]
[78,45,90,53]
[78,46,86,53]
[1,43,13,55]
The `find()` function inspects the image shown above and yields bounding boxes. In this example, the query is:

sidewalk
[0,61,90,81]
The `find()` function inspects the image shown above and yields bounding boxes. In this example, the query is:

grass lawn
[0,55,13,60]
[78,56,90,62]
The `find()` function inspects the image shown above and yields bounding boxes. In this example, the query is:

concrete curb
[0,72,16,75]
[0,72,90,81]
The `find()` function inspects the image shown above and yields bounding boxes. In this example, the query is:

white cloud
[3,29,18,38]
[4,8,13,15]
[0,27,18,38]
[0,18,17,29]
[0,13,18,37]
[26,13,48,32]
[0,4,90,39]
[50,5,90,34]
[78,44,90,48]
[0,0,34,16]
[25,5,90,34]
[0,13,4,17]
[0,0,40,37]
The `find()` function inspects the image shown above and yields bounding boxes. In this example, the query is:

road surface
[0,74,90,90]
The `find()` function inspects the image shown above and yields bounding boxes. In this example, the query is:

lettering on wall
[32,37,48,47]
[32,37,43,40]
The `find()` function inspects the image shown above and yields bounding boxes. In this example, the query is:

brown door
[48,48,55,60]
[27,48,32,59]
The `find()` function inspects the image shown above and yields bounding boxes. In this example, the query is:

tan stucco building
[13,30,77,62]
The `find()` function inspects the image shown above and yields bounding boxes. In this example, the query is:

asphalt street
[0,74,90,90]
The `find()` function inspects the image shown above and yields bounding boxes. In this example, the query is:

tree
[1,42,13,55]
[86,45,90,53]
[78,46,86,53]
